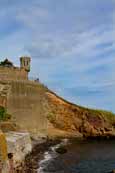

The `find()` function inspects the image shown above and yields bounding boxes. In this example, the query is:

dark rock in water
[55,145,67,154]
[108,170,115,173]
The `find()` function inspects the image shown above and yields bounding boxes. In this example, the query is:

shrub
[47,112,56,123]
[0,107,11,121]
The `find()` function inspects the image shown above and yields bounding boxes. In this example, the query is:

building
[0,56,47,134]
[0,57,31,81]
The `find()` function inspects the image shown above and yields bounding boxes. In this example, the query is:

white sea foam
[37,139,69,173]
[37,145,58,173]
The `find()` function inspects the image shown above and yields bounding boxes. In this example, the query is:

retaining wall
[7,80,48,132]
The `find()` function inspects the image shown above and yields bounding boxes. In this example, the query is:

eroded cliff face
[0,80,115,138]
[45,92,115,138]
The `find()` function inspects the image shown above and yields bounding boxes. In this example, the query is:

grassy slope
[46,89,115,137]
[48,89,115,124]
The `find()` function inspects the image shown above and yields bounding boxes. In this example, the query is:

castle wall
[0,83,8,108]
[0,67,28,81]
[7,81,48,132]
[0,96,7,108]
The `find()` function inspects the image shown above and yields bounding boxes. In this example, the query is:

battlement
[0,57,31,81]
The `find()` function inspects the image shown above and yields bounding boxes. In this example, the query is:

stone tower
[20,57,31,72]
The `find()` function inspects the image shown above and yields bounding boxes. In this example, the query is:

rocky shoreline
[14,136,115,173]
[22,138,61,173]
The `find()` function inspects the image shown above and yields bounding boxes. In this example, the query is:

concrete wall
[0,67,28,81]
[7,81,48,132]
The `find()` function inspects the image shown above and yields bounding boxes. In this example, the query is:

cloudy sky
[0,0,115,112]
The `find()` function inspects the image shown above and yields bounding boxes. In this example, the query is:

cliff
[0,80,115,138]
[46,92,115,138]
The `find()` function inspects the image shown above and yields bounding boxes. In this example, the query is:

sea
[37,139,115,173]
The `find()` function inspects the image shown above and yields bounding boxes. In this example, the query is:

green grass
[92,109,115,123]
[79,105,115,124]
[47,112,56,124]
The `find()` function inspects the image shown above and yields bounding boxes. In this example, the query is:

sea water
[37,139,115,173]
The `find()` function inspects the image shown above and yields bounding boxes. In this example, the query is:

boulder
[5,131,32,168]
[55,145,67,154]
[108,170,115,173]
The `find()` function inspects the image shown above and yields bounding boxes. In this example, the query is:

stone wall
[0,67,28,81]
[7,80,48,132]
[0,83,11,108]
[0,96,7,108]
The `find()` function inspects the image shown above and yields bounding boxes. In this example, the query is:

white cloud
[16,6,50,28]
[0,0,114,112]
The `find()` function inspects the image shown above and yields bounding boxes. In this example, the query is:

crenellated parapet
[0,66,28,81]
[0,57,31,81]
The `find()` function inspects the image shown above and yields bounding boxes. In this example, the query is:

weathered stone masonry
[0,67,28,81]
[0,57,48,132]
[0,57,31,81]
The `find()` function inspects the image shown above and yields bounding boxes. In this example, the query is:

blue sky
[0,0,115,112]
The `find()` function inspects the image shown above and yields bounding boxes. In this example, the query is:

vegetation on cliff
[47,90,115,123]
[0,106,11,121]
[84,108,115,124]
[46,92,115,138]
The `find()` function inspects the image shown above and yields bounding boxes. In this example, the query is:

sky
[0,0,115,112]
